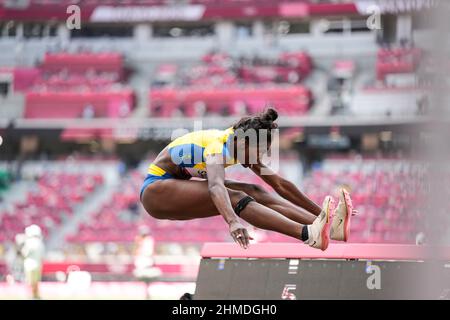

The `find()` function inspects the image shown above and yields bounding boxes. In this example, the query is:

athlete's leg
[225,180,316,225]
[141,179,303,240]
[230,181,335,250]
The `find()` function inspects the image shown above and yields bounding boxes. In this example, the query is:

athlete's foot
[304,195,334,251]
[330,188,356,242]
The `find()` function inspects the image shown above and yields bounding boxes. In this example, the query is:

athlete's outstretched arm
[206,154,252,248]
[249,162,322,216]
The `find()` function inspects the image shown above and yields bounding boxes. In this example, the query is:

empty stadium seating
[32,71,121,92]
[25,90,134,118]
[150,51,313,117]
[192,52,312,86]
[150,86,311,117]
[302,157,425,244]
[0,172,103,242]
[16,52,134,119]
[376,47,423,81]
[41,52,124,75]
[66,170,231,244]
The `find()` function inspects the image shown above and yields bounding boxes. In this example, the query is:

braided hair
[233,106,278,130]
[231,108,278,166]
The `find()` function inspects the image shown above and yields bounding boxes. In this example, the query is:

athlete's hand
[229,220,253,249]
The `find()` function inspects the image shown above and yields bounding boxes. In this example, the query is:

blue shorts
[140,169,173,201]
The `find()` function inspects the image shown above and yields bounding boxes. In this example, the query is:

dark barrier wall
[195,259,450,300]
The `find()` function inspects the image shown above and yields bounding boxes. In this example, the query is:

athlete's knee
[228,189,255,216]
[141,197,167,220]
[239,183,268,202]
[248,183,267,195]
[143,205,166,220]
[228,189,249,204]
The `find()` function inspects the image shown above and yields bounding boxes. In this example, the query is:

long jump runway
[195,243,450,300]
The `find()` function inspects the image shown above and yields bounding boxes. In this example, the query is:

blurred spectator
[82,104,95,119]
[219,104,230,117]
[416,232,426,245]
[5,233,26,283]
[133,226,161,280]
[173,103,186,117]
[416,95,429,115]
[22,225,45,299]
[152,102,164,117]
[194,100,207,117]
[85,242,104,262]
[236,26,251,39]
[233,100,248,116]
[119,100,130,117]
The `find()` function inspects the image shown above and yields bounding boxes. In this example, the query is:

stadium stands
[40,52,124,75]
[150,52,313,117]
[303,157,425,244]
[0,172,104,242]
[66,169,231,244]
[14,52,134,119]
[376,46,423,81]
[25,90,134,119]
[150,86,311,117]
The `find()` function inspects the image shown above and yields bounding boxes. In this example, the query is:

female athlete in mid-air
[140,108,354,250]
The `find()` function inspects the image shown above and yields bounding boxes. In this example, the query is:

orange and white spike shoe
[330,188,356,242]
[305,195,334,251]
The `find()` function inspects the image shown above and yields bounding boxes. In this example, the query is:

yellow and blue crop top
[149,127,237,179]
